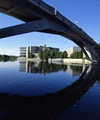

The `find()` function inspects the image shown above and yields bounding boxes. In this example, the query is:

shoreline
[17,57,92,64]
[49,58,92,64]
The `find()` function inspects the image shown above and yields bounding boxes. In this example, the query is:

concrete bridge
[0,0,100,62]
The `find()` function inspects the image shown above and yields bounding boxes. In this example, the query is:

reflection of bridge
[0,64,99,120]
[0,0,100,62]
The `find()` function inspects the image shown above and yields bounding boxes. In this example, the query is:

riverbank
[17,57,92,64]
[0,55,17,61]
[49,58,92,64]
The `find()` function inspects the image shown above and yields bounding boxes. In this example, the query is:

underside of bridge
[0,0,100,62]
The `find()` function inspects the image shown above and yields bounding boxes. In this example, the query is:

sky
[0,0,100,56]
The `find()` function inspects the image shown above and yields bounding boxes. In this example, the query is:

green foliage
[63,51,68,58]
[38,50,43,60]
[43,49,50,61]
[78,51,83,58]
[70,50,83,59]
[59,52,63,58]
[98,43,100,47]
[38,49,68,61]
[70,65,83,73]
[0,54,17,61]
[38,62,68,74]
[50,50,54,59]
[9,56,17,61]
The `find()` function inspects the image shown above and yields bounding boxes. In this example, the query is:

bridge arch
[0,0,100,62]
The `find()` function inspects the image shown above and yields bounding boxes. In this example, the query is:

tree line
[38,49,84,60]
[38,62,67,74]
[70,50,83,59]
[0,54,17,61]
[38,49,68,61]
[26,43,100,60]
[70,43,100,59]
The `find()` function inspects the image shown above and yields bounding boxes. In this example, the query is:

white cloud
[0,48,19,56]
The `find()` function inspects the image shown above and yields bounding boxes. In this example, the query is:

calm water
[0,61,100,120]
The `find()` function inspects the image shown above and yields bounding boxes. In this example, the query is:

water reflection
[0,61,99,120]
[20,61,83,77]
[70,65,83,72]
[20,61,67,74]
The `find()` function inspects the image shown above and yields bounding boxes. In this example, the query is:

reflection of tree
[0,65,100,120]
[28,61,35,66]
[70,65,82,73]
[20,62,84,75]
[38,62,67,74]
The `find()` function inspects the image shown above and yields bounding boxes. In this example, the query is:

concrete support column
[73,41,91,61]
[80,46,91,61]
[83,47,92,59]
[83,41,97,62]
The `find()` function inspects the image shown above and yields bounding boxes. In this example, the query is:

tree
[70,52,78,58]
[98,43,100,47]
[58,52,63,58]
[38,49,68,60]
[50,50,54,59]
[78,50,83,58]
[63,51,68,58]
[56,51,59,58]
[38,50,43,60]
[70,50,83,59]
[43,49,50,61]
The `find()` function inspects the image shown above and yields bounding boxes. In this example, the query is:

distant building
[20,45,59,58]
[20,47,27,57]
[66,46,81,57]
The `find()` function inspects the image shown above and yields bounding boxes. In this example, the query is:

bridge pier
[78,45,91,61]
[83,41,98,62]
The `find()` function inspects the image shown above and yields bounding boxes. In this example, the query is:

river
[0,61,100,120]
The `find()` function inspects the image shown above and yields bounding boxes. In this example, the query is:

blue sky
[0,0,100,55]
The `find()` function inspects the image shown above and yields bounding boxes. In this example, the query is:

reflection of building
[20,45,59,58]
[20,61,39,73]
[20,61,27,72]
[19,61,83,77]
[66,46,81,57]
[66,65,83,77]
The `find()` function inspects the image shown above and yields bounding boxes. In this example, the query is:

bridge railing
[29,0,55,15]
[29,0,95,43]
[54,11,94,42]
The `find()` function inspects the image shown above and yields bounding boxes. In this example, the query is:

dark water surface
[0,61,100,120]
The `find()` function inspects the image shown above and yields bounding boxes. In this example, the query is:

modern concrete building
[20,45,59,58]
[20,47,27,57]
[66,46,81,57]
